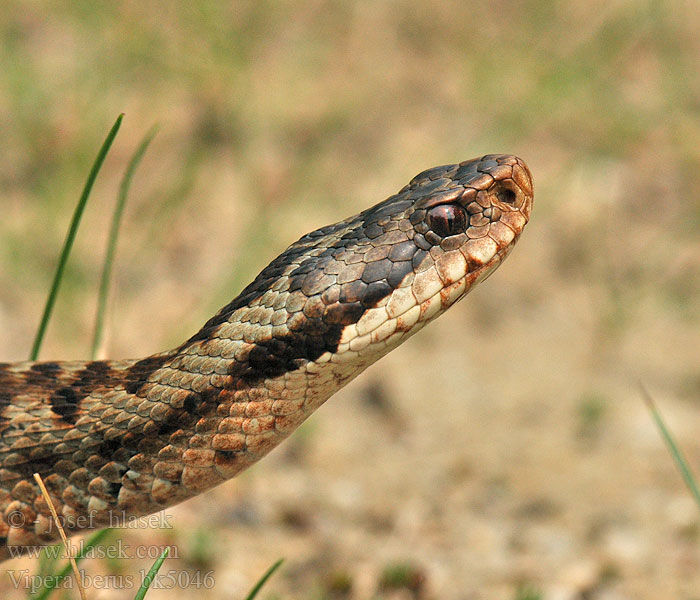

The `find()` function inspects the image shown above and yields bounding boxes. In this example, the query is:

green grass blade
[33,528,112,600]
[244,558,284,600]
[134,546,170,600]
[29,113,124,361]
[91,124,158,359]
[642,384,700,511]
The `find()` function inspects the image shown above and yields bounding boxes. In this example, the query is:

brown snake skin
[0,154,532,560]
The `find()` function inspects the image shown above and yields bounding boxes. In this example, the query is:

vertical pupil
[427,204,466,237]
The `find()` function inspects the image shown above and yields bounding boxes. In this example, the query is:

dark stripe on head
[228,325,346,383]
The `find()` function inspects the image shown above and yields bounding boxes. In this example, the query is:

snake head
[325,154,533,361]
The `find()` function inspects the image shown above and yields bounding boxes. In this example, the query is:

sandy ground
[1,3,700,599]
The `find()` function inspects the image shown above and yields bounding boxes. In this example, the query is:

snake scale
[0,154,532,560]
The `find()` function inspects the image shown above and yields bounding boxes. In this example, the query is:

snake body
[0,154,532,560]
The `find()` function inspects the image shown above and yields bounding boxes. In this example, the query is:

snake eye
[426,204,467,238]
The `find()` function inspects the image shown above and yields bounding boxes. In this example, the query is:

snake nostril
[496,188,517,205]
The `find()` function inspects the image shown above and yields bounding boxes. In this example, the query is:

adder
[0,154,533,560]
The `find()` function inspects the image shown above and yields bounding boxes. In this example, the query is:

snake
[0,154,532,561]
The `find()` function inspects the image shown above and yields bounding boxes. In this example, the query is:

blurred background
[1,2,699,599]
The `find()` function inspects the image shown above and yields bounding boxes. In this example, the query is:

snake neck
[0,329,373,550]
